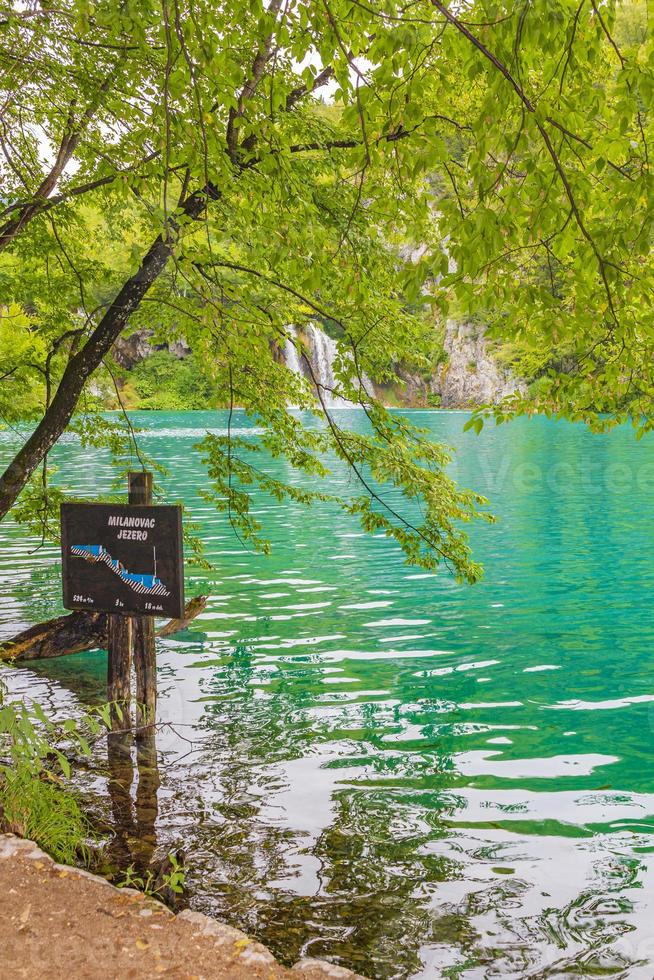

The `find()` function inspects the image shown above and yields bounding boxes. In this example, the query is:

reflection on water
[3,411,654,978]
[105,729,160,877]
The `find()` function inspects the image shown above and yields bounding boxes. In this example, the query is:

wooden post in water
[107,471,157,730]
[128,471,157,729]
[107,613,132,730]
[133,615,156,728]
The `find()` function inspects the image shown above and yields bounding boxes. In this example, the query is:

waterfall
[282,322,374,408]
[307,324,348,408]
[283,324,304,379]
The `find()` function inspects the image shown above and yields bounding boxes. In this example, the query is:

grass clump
[0,695,98,865]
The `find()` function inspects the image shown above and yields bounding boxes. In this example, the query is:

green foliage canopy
[0,0,651,578]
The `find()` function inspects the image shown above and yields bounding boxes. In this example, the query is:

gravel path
[0,835,363,980]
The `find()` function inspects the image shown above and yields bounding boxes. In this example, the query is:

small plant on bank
[116,852,186,904]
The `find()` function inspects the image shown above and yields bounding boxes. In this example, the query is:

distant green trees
[123,351,219,411]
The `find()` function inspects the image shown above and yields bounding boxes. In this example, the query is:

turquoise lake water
[2,409,654,978]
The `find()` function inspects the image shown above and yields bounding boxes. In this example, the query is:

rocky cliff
[113,330,191,370]
[438,319,524,407]
[397,319,524,408]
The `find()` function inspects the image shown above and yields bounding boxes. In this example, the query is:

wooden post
[107,614,132,730]
[133,616,156,728]
[107,471,156,730]
[128,471,157,729]
[128,470,153,507]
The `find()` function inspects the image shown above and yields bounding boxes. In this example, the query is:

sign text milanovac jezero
[61,502,184,618]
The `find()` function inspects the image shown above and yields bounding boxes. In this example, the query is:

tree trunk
[156,594,209,637]
[0,236,171,521]
[0,187,213,523]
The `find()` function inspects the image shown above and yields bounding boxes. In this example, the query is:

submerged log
[0,611,107,662]
[0,596,207,663]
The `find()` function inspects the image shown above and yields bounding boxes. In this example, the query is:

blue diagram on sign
[70,544,171,597]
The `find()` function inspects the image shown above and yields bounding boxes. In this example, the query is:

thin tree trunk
[0,69,120,253]
[0,188,212,522]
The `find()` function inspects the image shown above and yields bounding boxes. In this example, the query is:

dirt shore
[0,834,364,980]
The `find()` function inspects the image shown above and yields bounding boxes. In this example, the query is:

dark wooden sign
[61,502,184,618]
